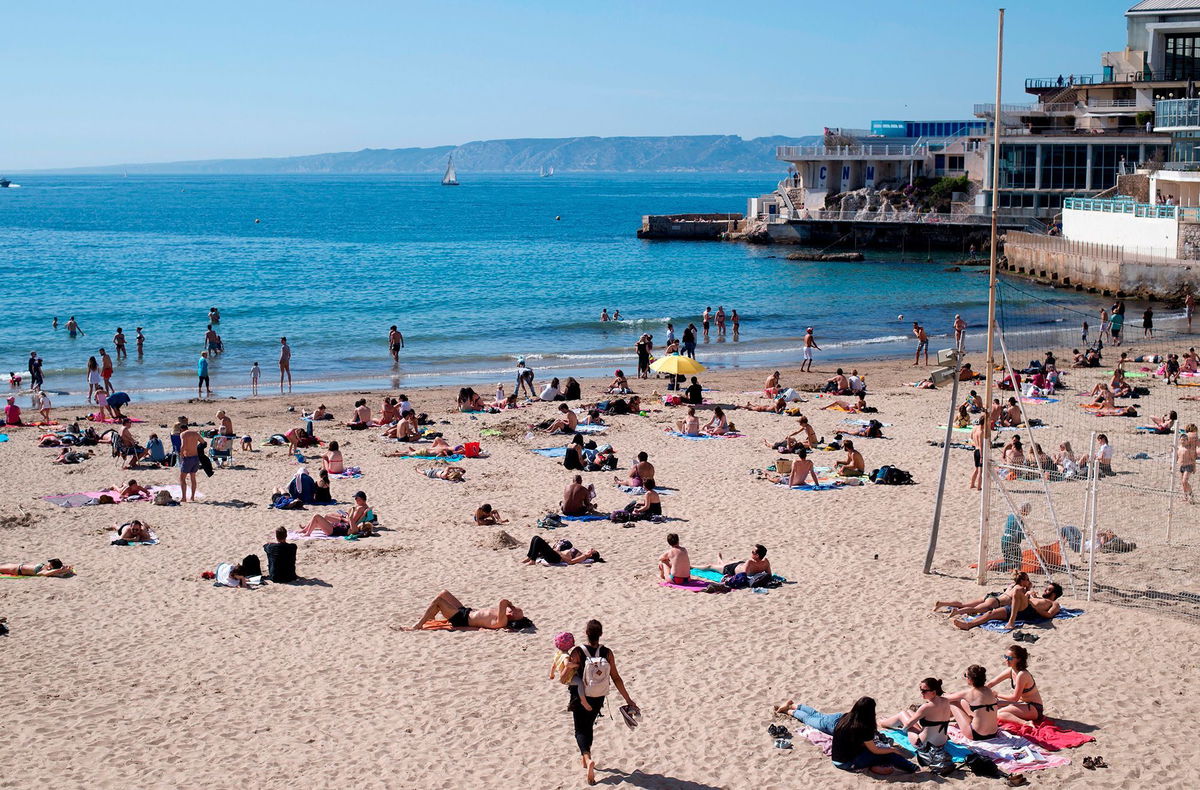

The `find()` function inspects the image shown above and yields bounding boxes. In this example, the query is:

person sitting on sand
[684,376,703,405]
[378,397,399,426]
[831,697,919,775]
[764,370,781,397]
[307,405,332,421]
[767,416,817,453]
[966,390,985,413]
[834,440,864,477]
[322,440,345,474]
[545,403,578,434]
[606,370,631,394]
[561,474,597,516]
[539,377,562,401]
[299,490,373,536]
[934,571,1031,616]
[1151,410,1178,434]
[697,543,771,579]
[287,467,317,503]
[1090,382,1115,408]
[117,479,154,500]
[824,368,851,395]
[943,665,1001,740]
[457,387,486,412]
[419,465,466,482]
[953,582,1062,631]
[264,526,298,583]
[1109,369,1132,398]
[998,397,1022,428]
[313,469,333,503]
[474,503,507,525]
[412,590,529,630]
[989,644,1046,724]
[115,519,153,542]
[1001,435,1025,469]
[523,536,599,565]
[564,433,586,471]
[954,403,972,429]
[674,406,701,436]
[627,480,661,519]
[3,396,22,426]
[770,447,820,487]
[0,559,72,577]
[657,532,690,584]
[618,451,655,488]
[216,562,255,588]
[876,677,954,749]
[743,397,787,413]
[702,406,729,436]
[348,399,372,429]
[383,410,421,441]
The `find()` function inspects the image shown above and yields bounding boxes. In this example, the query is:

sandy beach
[2,354,1197,789]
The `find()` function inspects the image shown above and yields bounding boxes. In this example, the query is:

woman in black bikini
[876,677,954,748]
[945,664,1000,740]
[989,644,1045,724]
[1,559,72,577]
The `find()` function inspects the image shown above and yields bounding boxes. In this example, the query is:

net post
[1086,431,1099,602]
[1167,426,1180,546]
[924,349,962,573]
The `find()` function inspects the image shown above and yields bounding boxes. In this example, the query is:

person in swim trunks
[412,590,525,630]
[388,325,404,362]
[657,532,690,584]
[178,425,201,503]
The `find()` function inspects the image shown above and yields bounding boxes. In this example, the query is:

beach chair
[209,435,234,468]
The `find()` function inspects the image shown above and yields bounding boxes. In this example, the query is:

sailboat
[441,155,459,186]
[540,165,554,178]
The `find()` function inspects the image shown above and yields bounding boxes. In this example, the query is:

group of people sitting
[774,643,1046,775]
[673,405,730,436]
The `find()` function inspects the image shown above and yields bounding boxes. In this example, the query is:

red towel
[999,719,1095,751]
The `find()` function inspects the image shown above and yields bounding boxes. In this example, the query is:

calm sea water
[0,173,1097,406]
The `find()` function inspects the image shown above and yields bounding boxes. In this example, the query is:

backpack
[915,743,956,775]
[579,645,611,697]
[871,466,913,485]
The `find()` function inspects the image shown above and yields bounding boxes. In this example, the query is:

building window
[948,155,965,170]
[1165,34,1200,81]
[1089,144,1141,189]
[1040,144,1088,190]
[998,144,1037,188]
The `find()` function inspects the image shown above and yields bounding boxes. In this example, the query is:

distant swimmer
[135,327,145,357]
[254,218,261,224]
[613,310,621,321]
[555,215,561,221]
[66,316,83,338]
[209,307,220,324]
[600,309,610,322]
[52,317,58,329]
[389,325,405,362]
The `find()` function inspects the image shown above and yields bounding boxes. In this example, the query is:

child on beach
[250,362,260,396]
[551,631,576,680]
[1081,320,1088,344]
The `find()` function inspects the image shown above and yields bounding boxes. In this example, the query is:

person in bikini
[953,582,1062,631]
[418,465,466,482]
[935,571,1031,616]
[943,665,1001,740]
[412,590,526,630]
[616,451,655,488]
[298,490,373,536]
[674,406,701,436]
[1,559,73,577]
[766,416,816,452]
[989,644,1046,723]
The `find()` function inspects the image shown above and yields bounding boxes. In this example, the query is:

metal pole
[1086,431,1100,602]
[979,8,1005,585]
[924,350,963,573]
[1167,426,1180,545]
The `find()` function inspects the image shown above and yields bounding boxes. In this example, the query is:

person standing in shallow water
[560,619,638,786]
[279,337,292,393]
[388,325,405,362]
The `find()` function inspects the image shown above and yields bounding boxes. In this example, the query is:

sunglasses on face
[1003,655,1015,661]
[919,687,932,693]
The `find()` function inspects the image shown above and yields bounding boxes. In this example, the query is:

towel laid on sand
[665,431,745,440]
[658,578,709,591]
[332,467,363,479]
[841,419,892,427]
[111,530,158,546]
[615,484,675,496]
[44,484,195,507]
[573,424,608,435]
[998,719,1095,751]
[949,726,1071,773]
[1019,397,1060,404]
[560,514,608,522]
[530,447,568,458]
[394,453,464,462]
[690,568,788,585]
[975,607,1085,633]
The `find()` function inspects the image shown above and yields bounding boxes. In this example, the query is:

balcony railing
[1026,74,1102,89]
[1086,98,1139,109]
[776,144,927,160]
[1064,196,1179,218]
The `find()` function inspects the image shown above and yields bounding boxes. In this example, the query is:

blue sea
[0,173,1097,406]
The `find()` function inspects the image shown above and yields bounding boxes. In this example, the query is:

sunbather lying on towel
[695,544,771,578]
[114,519,154,542]
[392,436,462,457]
[742,397,787,413]
[935,571,1031,616]
[953,583,1062,631]
[418,465,466,482]
[523,535,600,565]
[1,558,73,577]
[412,589,531,630]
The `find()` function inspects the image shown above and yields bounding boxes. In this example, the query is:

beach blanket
[949,726,1071,773]
[1134,426,1174,434]
[394,453,464,462]
[658,578,709,591]
[87,415,147,423]
[332,467,363,479]
[44,484,195,508]
[690,568,788,585]
[285,530,357,542]
[665,431,745,440]
[572,424,608,435]
[614,484,675,496]
[530,447,567,458]
[0,434,8,442]
[111,531,158,546]
[882,729,971,764]
[1,420,61,428]
[779,483,842,491]
[975,607,1085,633]
[842,419,892,427]
[1020,397,1060,404]
[560,514,608,522]
[998,719,1095,751]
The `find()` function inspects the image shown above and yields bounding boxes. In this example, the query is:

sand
[1,356,1196,789]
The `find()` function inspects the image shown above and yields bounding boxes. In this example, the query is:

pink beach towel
[658,578,709,591]
[999,719,1095,751]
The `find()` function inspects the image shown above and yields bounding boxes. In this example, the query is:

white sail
[442,156,458,186]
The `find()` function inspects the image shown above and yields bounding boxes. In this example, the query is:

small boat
[540,166,554,178]
[441,155,459,186]
[0,178,11,188]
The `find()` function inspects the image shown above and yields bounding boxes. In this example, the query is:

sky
[2,0,1136,169]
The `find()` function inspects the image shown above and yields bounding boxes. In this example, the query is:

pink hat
[553,631,575,651]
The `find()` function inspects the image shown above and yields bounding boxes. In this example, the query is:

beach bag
[775,458,793,474]
[153,490,174,506]
[916,743,955,775]
[724,572,750,589]
[609,510,632,523]
[462,442,482,458]
[579,645,611,697]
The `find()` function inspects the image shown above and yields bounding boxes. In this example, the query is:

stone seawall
[1003,234,1198,299]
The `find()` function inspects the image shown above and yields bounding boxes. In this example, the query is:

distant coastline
[20,134,821,175]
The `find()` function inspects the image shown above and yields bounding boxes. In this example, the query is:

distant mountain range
[37,135,822,174]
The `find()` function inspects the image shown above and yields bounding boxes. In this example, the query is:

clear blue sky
[2,0,1133,169]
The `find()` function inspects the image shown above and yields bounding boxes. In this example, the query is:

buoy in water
[555,215,561,221]
[897,314,904,321]
[254,219,261,224]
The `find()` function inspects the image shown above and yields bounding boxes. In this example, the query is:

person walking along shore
[561,619,638,786]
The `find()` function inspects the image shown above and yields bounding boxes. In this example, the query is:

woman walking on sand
[560,619,639,785]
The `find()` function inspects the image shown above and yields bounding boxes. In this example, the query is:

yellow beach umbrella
[649,355,706,375]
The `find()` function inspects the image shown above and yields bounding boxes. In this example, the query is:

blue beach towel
[530,447,568,458]
[0,434,8,442]
[560,514,608,521]
[691,568,789,584]
[976,607,1085,633]
[882,729,971,763]
[398,454,464,462]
